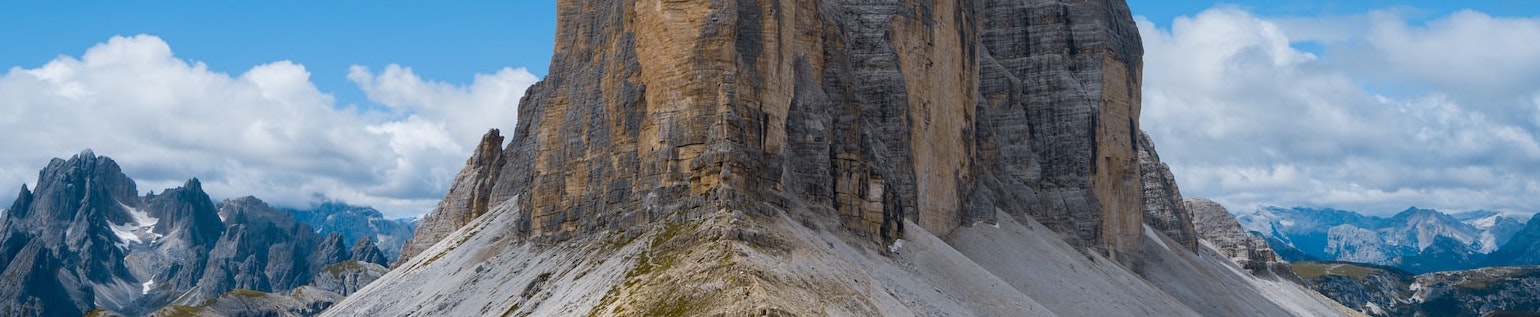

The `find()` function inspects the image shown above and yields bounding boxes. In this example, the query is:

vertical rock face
[333,1,1367,316]
[1139,132,1198,251]
[412,0,1150,258]
[398,129,504,262]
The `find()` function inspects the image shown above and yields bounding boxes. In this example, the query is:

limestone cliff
[327,1,1362,315]
[408,0,1149,260]
[398,129,504,262]
[1140,132,1198,251]
[1186,197,1293,277]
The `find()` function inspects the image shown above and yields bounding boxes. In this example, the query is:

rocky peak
[146,178,224,248]
[314,232,349,267]
[6,184,30,219]
[1185,197,1292,277]
[398,129,503,262]
[348,237,388,267]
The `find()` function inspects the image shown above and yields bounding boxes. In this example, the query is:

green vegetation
[1291,262,1329,279]
[158,305,204,317]
[584,222,703,317]
[1292,261,1396,279]
[226,288,271,298]
[323,260,366,275]
[642,296,706,317]
[416,226,484,269]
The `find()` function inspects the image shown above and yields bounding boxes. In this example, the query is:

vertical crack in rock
[408,0,1154,257]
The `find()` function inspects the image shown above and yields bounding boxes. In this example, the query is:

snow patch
[109,222,142,249]
[142,279,155,295]
[109,202,163,249]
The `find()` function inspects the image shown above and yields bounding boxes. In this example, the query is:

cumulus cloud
[0,35,538,218]
[1139,8,1540,216]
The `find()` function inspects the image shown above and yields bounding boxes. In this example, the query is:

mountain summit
[0,152,392,316]
[327,0,1354,316]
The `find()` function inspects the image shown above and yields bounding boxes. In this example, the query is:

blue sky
[0,1,557,111]
[1,1,1538,218]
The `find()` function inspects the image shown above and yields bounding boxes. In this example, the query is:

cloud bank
[0,35,538,218]
[1139,8,1540,215]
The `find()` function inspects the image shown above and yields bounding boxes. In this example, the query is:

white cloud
[0,35,538,218]
[1139,9,1540,216]
[1361,10,1540,104]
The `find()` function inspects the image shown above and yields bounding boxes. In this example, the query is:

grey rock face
[0,152,382,316]
[1484,216,1540,266]
[398,129,503,263]
[1185,198,1291,277]
[407,0,1153,263]
[1139,132,1197,251]
[347,238,387,267]
[0,151,149,316]
[1292,261,1416,316]
[181,197,350,306]
[310,260,388,296]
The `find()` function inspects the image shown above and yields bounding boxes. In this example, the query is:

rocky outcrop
[398,129,504,262]
[1292,261,1417,316]
[402,0,1151,266]
[1186,198,1291,276]
[348,238,388,267]
[1139,132,1197,251]
[311,261,388,297]
[328,0,1368,316]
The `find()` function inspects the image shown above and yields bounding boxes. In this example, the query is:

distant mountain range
[283,202,417,261]
[1238,206,1534,273]
[1291,261,1540,316]
[0,151,418,316]
[1234,206,1540,316]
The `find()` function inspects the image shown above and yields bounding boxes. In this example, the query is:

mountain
[0,151,387,316]
[1239,206,1529,273]
[1293,261,1540,316]
[325,0,1351,316]
[1483,216,1540,266]
[1185,198,1293,277]
[283,202,418,263]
